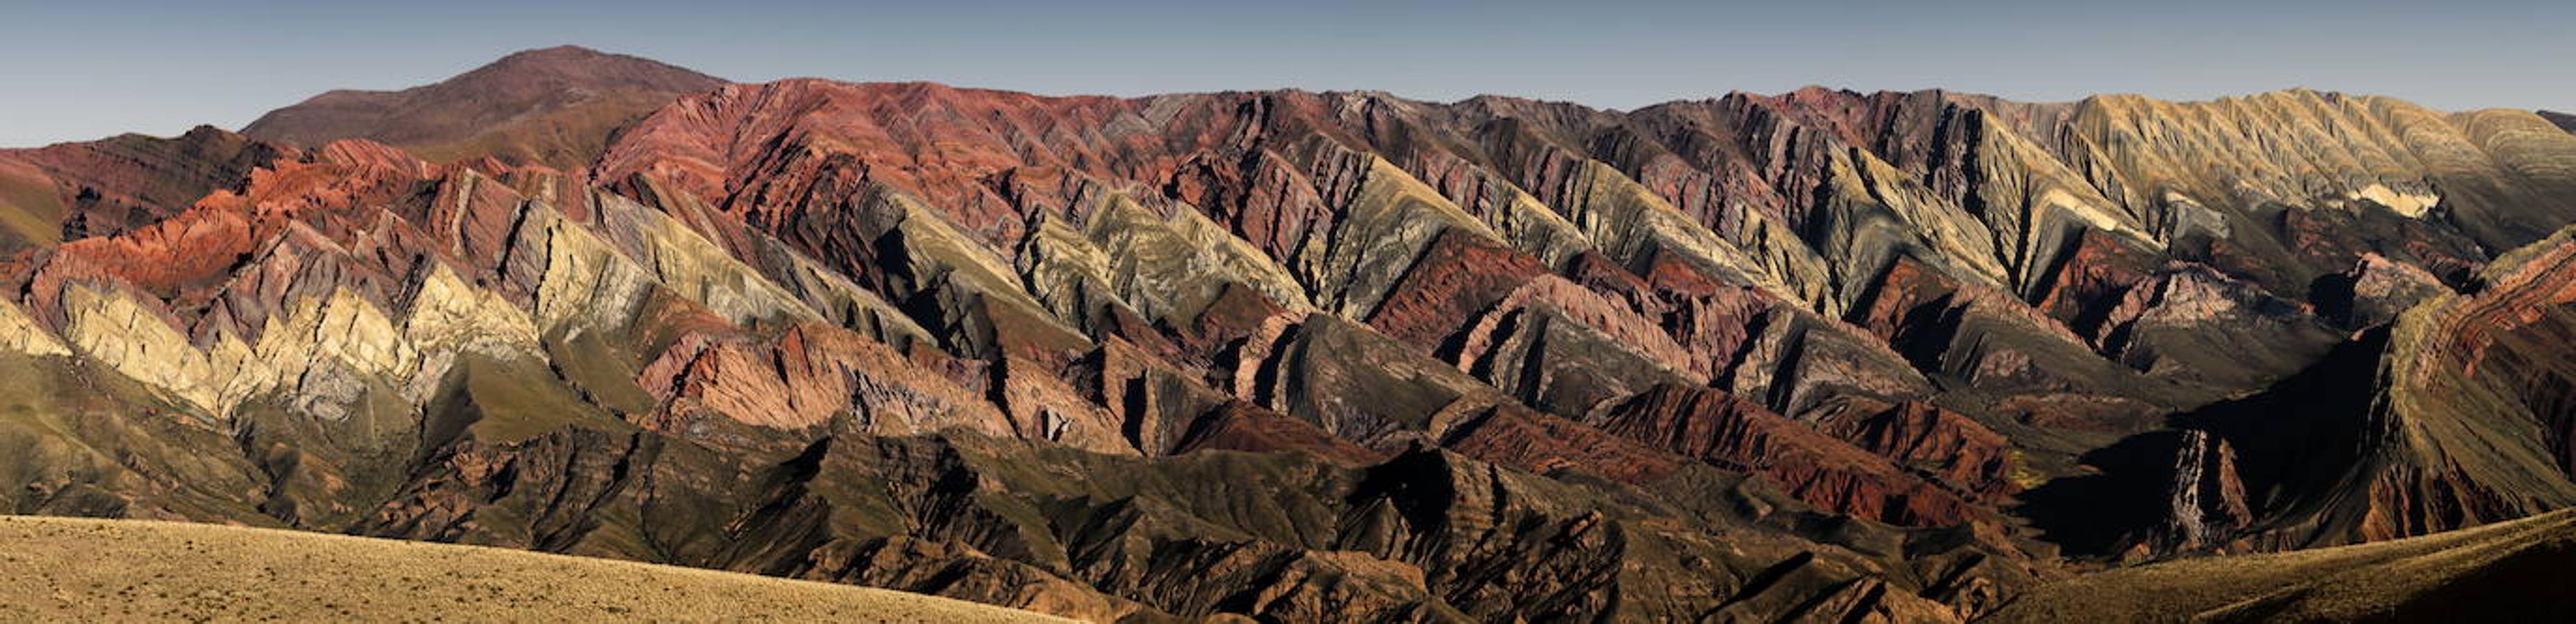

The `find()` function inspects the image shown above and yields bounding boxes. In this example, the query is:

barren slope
[241,46,723,169]
[0,514,1066,623]
[1,46,2573,622]
[1987,510,2576,622]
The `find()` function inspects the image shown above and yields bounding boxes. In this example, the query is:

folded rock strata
[4,47,2576,622]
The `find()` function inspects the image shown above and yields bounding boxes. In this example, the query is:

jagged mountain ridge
[0,127,285,251]
[587,77,2576,544]
[0,47,2571,621]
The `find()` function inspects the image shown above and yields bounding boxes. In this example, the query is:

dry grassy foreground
[0,514,1071,623]
[1987,509,2576,622]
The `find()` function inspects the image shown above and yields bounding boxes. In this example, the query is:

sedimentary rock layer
[3,46,2576,621]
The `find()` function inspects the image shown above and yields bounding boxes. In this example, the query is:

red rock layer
[1590,384,1985,526]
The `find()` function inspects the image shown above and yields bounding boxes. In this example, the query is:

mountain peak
[241,46,726,170]
[501,44,610,60]
[462,45,720,87]
[21,37,2576,624]
[476,45,615,73]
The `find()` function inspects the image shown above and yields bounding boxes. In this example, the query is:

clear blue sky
[3,0,2572,147]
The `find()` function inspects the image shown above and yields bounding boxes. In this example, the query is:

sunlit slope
[0,515,1069,623]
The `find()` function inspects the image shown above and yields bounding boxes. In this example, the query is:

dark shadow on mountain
[2013,429,2186,556]
[2014,327,2391,556]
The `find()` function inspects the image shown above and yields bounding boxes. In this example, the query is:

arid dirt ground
[0,514,1070,623]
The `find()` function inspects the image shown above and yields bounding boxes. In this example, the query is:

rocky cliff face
[2,47,2575,621]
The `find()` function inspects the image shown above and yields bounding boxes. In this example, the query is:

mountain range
[1,44,2573,621]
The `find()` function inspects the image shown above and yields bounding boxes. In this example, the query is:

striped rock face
[5,46,2576,623]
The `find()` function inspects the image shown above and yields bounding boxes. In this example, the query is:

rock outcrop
[0,46,2572,621]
